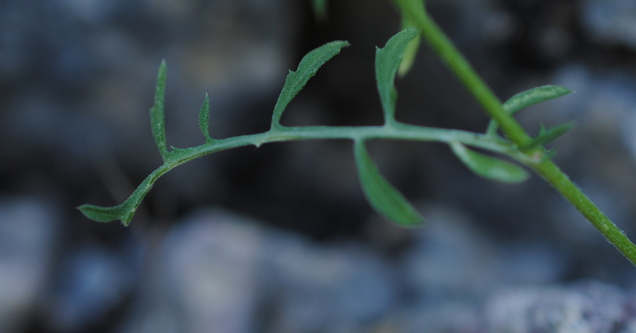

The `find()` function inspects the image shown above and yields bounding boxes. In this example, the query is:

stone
[0,197,59,332]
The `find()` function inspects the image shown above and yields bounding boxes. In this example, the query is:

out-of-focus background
[3,0,636,332]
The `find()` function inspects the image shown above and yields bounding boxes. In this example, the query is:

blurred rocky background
[2,0,636,332]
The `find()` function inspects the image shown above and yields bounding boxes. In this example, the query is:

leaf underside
[450,141,529,183]
[354,140,424,226]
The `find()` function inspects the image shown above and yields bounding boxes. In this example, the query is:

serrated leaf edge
[271,40,349,128]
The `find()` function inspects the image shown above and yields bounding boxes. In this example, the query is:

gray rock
[582,0,636,50]
[0,196,59,332]
[123,209,266,333]
[118,208,399,333]
[401,281,636,333]
[402,204,503,301]
[47,244,135,332]
[485,281,636,333]
[0,0,295,185]
[264,235,398,332]
[402,203,567,304]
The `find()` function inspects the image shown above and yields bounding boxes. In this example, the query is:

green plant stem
[395,0,531,146]
[83,123,521,226]
[401,2,636,265]
[534,161,636,266]
[170,123,516,167]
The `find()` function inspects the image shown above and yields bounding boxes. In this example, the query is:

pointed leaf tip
[199,94,213,143]
[520,121,576,151]
[271,40,349,127]
[77,203,132,226]
[503,85,573,115]
[450,141,529,183]
[376,28,420,122]
[354,140,424,226]
[487,85,573,136]
[151,61,169,159]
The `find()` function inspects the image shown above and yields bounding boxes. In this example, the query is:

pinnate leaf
[450,141,529,183]
[375,28,420,122]
[354,140,424,226]
[271,40,349,127]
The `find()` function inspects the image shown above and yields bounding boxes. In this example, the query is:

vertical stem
[397,0,531,146]
[398,0,636,266]
[534,161,636,266]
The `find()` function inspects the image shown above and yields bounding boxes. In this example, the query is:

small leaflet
[271,40,349,128]
[78,171,159,226]
[199,94,213,143]
[503,85,573,114]
[519,122,576,152]
[375,28,420,123]
[150,61,169,160]
[487,85,573,136]
[354,140,424,226]
[77,203,129,224]
[450,141,529,183]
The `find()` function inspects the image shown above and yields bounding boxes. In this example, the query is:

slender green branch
[396,0,636,265]
[79,3,636,268]
[534,161,636,266]
[394,0,531,146]
[79,123,523,226]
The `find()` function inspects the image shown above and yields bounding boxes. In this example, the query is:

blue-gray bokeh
[2,0,636,332]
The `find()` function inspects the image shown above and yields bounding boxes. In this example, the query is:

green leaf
[503,85,573,114]
[77,169,161,226]
[354,140,424,226]
[519,121,576,151]
[199,94,213,143]
[312,0,328,21]
[151,61,169,160]
[375,28,420,123]
[396,1,424,76]
[271,40,349,128]
[77,203,131,224]
[487,85,573,136]
[450,141,529,183]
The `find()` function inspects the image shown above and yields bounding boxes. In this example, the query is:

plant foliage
[79,0,636,266]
